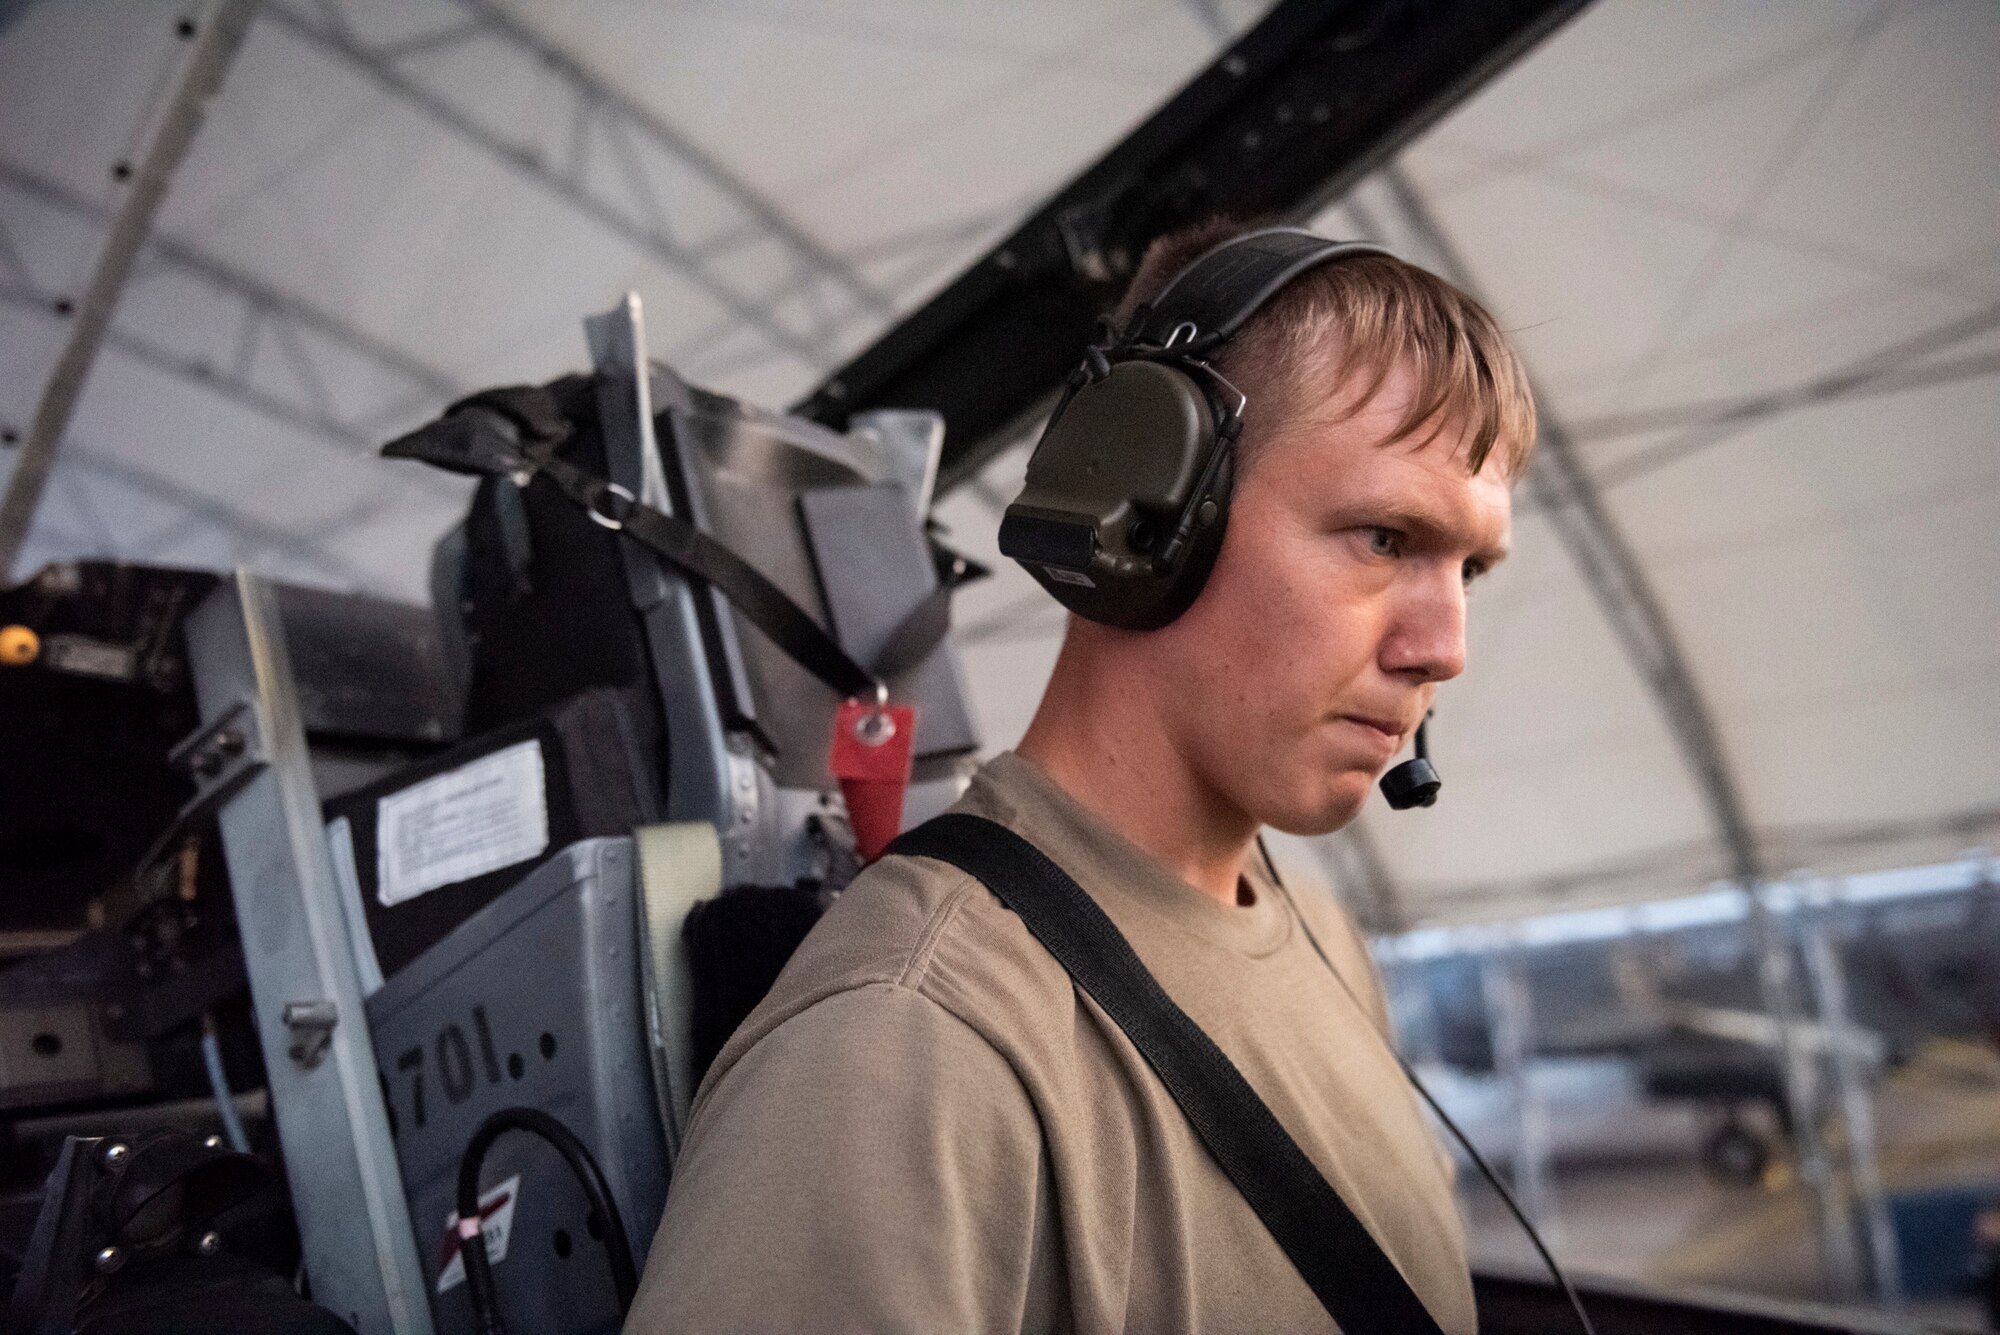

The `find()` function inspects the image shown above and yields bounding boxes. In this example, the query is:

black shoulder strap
[885,812,1444,1335]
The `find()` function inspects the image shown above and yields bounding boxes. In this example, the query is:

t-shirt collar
[963,751,1291,958]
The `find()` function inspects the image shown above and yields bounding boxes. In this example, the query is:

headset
[998,226,1440,812]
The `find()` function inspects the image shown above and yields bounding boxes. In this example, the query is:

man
[627,218,1535,1333]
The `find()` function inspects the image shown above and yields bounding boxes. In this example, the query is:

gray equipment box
[365,839,665,1335]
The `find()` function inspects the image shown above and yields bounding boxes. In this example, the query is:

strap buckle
[586,481,638,531]
[854,681,895,745]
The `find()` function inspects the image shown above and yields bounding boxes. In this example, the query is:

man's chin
[1259,775,1373,838]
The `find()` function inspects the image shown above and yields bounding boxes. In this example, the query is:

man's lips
[1339,714,1407,742]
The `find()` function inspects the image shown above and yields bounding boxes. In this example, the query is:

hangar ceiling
[2,0,1995,924]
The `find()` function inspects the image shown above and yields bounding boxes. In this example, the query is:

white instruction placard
[437,1174,520,1294]
[377,739,548,907]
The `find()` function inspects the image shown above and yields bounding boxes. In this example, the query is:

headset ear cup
[1146,444,1234,627]
[1003,361,1225,629]
[1004,229,1390,629]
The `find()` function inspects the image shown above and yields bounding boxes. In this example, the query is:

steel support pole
[1800,880,1903,1304]
[1483,940,1556,1239]
[1748,886,1858,1296]
[0,0,262,577]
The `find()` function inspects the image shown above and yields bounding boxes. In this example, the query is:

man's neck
[1016,643,1258,908]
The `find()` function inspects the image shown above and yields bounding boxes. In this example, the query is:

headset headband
[1129,227,1391,358]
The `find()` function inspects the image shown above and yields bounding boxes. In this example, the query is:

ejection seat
[172,294,982,1335]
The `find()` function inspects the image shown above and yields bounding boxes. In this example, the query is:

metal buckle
[1186,358,1249,427]
[855,681,895,746]
[282,1000,338,1070]
[586,481,637,531]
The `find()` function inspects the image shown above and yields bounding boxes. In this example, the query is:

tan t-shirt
[627,752,1473,1334]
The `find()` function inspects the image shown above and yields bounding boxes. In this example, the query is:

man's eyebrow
[1338,498,1510,564]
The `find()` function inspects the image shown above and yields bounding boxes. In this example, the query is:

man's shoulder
[795,839,1047,996]
[701,816,1076,1091]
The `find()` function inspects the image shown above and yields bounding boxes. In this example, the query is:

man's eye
[1462,559,1488,588]
[1365,527,1402,558]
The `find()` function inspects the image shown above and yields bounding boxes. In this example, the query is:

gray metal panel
[798,481,976,760]
[183,572,435,1335]
[847,408,945,519]
[648,369,766,750]
[583,298,779,884]
[583,294,976,883]
[669,381,869,780]
[367,838,667,1335]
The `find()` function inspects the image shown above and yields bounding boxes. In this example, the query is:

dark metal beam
[792,0,1592,492]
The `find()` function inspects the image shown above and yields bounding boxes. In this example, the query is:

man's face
[1148,359,1514,836]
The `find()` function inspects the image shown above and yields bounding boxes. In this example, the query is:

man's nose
[1380,567,1467,684]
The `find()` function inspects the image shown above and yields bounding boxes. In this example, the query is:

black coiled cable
[455,1106,639,1335]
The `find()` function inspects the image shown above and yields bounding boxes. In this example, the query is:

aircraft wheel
[1702,1119,1770,1186]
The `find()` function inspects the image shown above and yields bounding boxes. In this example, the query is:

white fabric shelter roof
[3,0,1996,924]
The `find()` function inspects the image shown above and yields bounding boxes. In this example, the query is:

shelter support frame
[0,160,465,457]
[261,0,889,373]
[0,0,263,578]
[0,157,466,575]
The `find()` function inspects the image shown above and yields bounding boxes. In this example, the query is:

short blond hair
[1114,219,1536,477]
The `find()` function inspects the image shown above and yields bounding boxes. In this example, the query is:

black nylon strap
[384,386,960,701]
[545,457,965,698]
[885,812,1445,1335]
[529,448,880,699]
